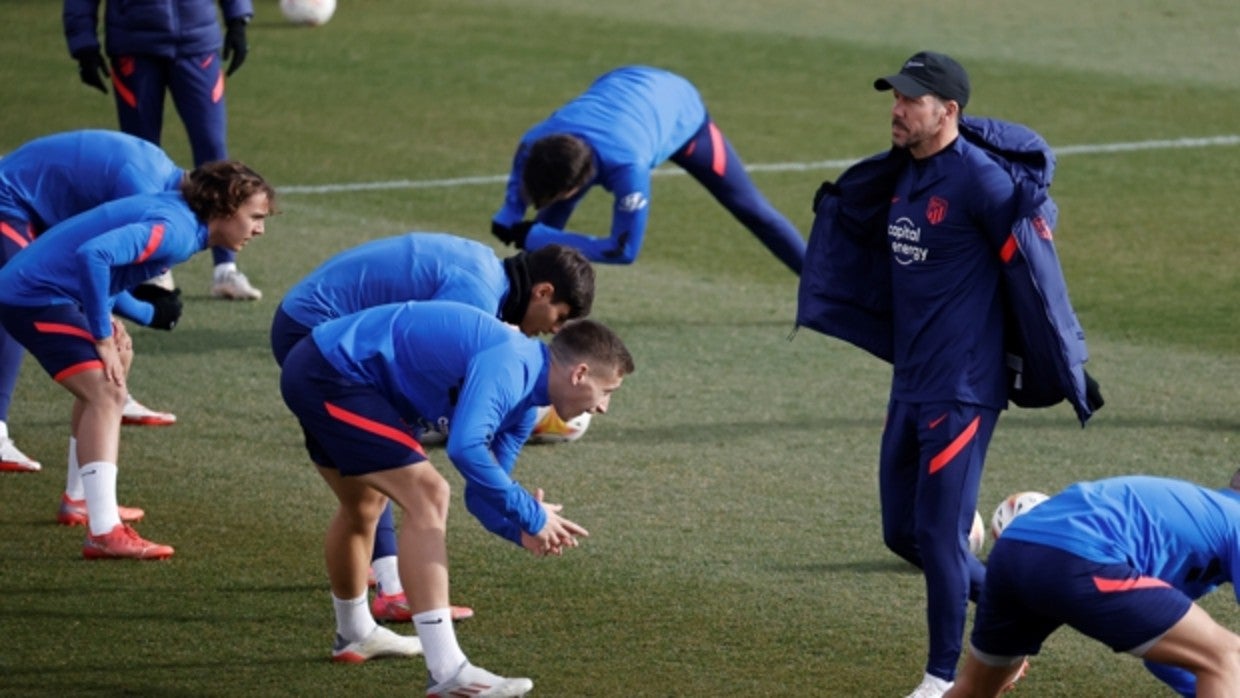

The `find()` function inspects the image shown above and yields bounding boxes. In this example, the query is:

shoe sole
[83,547,174,560]
[0,462,41,473]
[121,416,177,426]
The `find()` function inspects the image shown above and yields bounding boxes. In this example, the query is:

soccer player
[0,130,193,483]
[272,232,595,623]
[795,51,1101,698]
[279,302,633,695]
[0,160,273,559]
[64,0,264,300]
[491,65,806,275]
[946,473,1240,698]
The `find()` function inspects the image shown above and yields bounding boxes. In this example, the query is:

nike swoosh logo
[928,414,947,429]
[417,618,444,626]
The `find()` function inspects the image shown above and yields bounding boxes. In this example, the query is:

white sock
[332,593,376,642]
[371,555,403,596]
[65,437,84,500]
[0,421,9,441]
[414,608,468,683]
[80,461,121,535]
[213,262,237,280]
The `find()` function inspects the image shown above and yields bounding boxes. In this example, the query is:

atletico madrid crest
[926,196,948,225]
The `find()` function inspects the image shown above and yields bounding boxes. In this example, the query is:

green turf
[1,0,1237,695]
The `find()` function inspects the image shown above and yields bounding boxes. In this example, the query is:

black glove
[1084,370,1105,412]
[133,285,183,331]
[73,48,109,94]
[223,18,249,76]
[492,220,533,248]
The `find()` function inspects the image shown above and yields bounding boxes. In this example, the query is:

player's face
[208,192,271,252]
[889,91,950,155]
[519,284,572,336]
[552,363,623,421]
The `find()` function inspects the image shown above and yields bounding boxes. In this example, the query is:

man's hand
[520,488,589,557]
[73,48,109,94]
[491,220,533,249]
[223,18,249,76]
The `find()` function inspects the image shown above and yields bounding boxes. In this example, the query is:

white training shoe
[211,268,262,300]
[427,661,533,697]
[906,672,954,698]
[0,437,41,472]
[331,626,423,664]
[122,395,177,426]
[144,270,177,292]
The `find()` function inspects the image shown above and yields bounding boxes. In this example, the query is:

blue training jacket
[64,0,254,59]
[795,115,1094,424]
[311,301,551,545]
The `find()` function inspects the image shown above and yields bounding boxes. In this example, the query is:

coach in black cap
[875,50,971,110]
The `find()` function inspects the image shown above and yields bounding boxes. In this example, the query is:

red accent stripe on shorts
[135,223,165,263]
[212,73,224,102]
[708,122,726,176]
[323,401,427,457]
[34,322,95,342]
[54,360,104,382]
[1093,575,1171,593]
[928,415,980,475]
[1,222,32,248]
[999,233,1019,263]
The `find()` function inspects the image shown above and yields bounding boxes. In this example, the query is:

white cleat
[331,626,423,664]
[427,661,533,697]
[905,673,954,698]
[211,268,262,300]
[122,395,177,426]
[0,437,41,472]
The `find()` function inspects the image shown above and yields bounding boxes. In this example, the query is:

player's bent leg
[1141,603,1240,697]
[360,461,452,615]
[943,648,1028,698]
[316,465,389,600]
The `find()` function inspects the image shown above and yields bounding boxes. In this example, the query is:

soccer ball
[990,491,1050,540]
[528,406,591,444]
[279,0,336,26]
[968,510,985,554]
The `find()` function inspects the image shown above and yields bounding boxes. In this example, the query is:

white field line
[275,134,1240,195]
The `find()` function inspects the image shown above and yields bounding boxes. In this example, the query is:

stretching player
[273,232,595,624]
[64,0,264,300]
[491,65,806,274]
[279,302,633,695]
[0,161,273,559]
[947,473,1240,697]
[0,130,194,486]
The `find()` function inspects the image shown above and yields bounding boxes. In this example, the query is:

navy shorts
[269,305,312,367]
[970,539,1192,663]
[279,336,426,476]
[0,303,103,382]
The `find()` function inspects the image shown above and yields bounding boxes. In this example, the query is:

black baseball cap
[874,51,970,109]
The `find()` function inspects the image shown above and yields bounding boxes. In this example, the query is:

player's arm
[523,165,650,264]
[74,220,177,339]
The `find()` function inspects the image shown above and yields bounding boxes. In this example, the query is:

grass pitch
[0,1,1236,695]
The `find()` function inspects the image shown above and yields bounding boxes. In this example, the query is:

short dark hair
[525,245,595,320]
[182,160,276,221]
[521,134,595,210]
[550,319,635,377]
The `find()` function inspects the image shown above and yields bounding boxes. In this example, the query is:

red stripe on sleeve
[1,222,32,249]
[999,233,1018,263]
[928,415,980,474]
[324,401,427,457]
[135,223,165,263]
